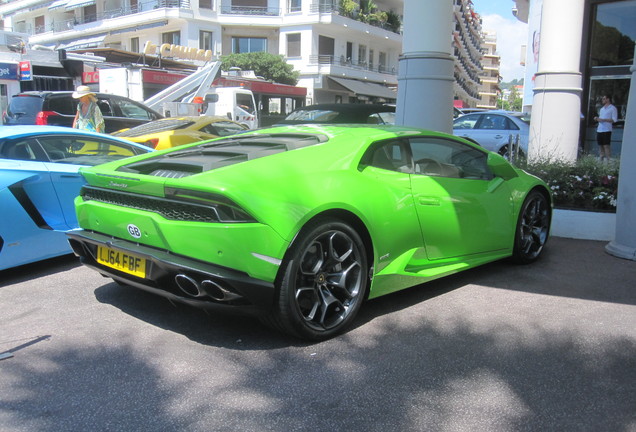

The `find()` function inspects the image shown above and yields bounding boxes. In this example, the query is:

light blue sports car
[0,126,152,270]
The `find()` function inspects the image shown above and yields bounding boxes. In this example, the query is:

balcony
[308,54,397,76]
[19,0,188,36]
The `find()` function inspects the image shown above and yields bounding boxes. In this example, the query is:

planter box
[551,209,616,241]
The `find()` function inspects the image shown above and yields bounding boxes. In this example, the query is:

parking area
[1,237,635,432]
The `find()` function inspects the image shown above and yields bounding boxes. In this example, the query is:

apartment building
[452,0,484,109]
[0,0,486,108]
[477,30,501,109]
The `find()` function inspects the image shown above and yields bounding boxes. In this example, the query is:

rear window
[7,96,43,116]
[46,96,77,115]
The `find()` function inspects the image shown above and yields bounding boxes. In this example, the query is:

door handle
[419,197,441,206]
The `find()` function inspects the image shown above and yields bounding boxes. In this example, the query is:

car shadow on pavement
[0,254,80,288]
[93,281,300,349]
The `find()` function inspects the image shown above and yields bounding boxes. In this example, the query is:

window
[287,33,301,57]
[379,51,387,73]
[199,0,213,9]
[232,37,267,53]
[366,140,411,172]
[201,121,248,137]
[477,114,518,131]
[162,31,181,45]
[358,44,367,66]
[37,136,145,164]
[117,99,154,119]
[452,114,480,130]
[369,49,374,71]
[131,37,139,53]
[0,139,41,161]
[200,31,213,51]
[34,16,45,34]
[289,0,302,12]
[590,0,636,67]
[409,137,491,179]
[318,35,335,62]
[84,4,97,23]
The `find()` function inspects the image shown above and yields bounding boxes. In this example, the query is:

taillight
[36,111,58,125]
[144,138,159,149]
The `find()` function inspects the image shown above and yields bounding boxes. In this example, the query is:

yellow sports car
[112,116,249,150]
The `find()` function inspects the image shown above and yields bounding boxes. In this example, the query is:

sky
[472,0,529,82]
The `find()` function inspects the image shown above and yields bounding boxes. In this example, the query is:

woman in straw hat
[72,85,105,133]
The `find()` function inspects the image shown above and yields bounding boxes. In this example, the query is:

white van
[203,88,258,129]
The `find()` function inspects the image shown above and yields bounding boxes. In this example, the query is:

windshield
[114,119,193,137]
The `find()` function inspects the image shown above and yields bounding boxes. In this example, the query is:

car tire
[264,218,369,341]
[512,190,551,264]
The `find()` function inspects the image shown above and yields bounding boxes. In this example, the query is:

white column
[528,0,585,162]
[606,47,636,261]
[395,0,454,133]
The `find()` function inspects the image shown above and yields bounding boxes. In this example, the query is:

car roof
[0,125,150,148]
[13,91,113,97]
[290,103,395,114]
[280,103,396,124]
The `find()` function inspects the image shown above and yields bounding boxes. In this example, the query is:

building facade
[516,0,634,156]
[0,0,490,109]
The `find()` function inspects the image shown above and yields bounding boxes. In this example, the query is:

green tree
[498,85,523,111]
[508,86,522,111]
[339,0,356,18]
[220,52,300,86]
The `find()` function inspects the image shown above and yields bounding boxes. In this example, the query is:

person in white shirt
[594,95,618,161]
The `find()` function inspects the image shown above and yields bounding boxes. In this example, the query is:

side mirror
[487,152,518,180]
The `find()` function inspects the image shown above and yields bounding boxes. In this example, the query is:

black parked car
[277,103,395,125]
[3,91,163,133]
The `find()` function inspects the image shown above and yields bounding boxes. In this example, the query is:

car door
[461,114,519,153]
[0,137,67,230]
[407,136,514,260]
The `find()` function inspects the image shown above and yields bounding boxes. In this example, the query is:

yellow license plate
[97,245,147,278]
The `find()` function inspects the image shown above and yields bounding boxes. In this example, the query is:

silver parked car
[453,110,530,159]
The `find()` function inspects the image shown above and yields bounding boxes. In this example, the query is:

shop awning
[48,0,69,10]
[328,76,396,100]
[59,35,105,50]
[65,0,96,10]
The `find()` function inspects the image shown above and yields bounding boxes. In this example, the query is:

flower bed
[520,156,619,212]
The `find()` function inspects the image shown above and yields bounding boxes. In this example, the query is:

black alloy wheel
[512,190,551,263]
[266,218,369,340]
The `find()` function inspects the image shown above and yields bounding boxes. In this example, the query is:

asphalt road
[1,237,635,432]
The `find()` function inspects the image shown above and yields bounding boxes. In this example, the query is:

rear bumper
[67,230,275,314]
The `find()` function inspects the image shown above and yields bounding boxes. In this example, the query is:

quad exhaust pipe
[174,274,241,302]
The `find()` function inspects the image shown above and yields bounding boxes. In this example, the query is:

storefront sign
[142,69,188,85]
[19,61,32,81]
[0,63,18,80]
[143,41,213,62]
[83,71,100,84]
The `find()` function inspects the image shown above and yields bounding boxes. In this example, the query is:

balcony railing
[308,54,396,75]
[23,0,188,36]
[219,5,280,16]
[309,1,338,13]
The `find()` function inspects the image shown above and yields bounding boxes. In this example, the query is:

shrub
[520,156,619,212]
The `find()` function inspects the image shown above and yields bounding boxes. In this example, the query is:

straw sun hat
[72,85,96,99]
